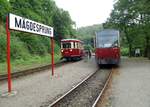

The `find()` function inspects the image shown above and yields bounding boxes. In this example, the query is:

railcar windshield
[97,31,119,48]
[62,42,71,48]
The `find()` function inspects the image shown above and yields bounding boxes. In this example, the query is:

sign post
[5,13,54,93]
[51,37,54,76]
[6,15,12,93]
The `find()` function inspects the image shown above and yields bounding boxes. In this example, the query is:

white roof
[61,39,81,42]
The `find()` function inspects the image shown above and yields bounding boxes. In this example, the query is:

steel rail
[48,69,99,107]
[92,68,113,107]
[0,61,70,81]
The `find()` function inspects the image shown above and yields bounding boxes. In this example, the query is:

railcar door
[72,42,78,56]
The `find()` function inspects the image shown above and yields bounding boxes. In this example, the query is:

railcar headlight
[61,50,63,52]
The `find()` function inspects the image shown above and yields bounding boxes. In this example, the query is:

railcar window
[97,35,118,48]
[62,42,71,48]
[79,43,81,49]
[75,42,78,48]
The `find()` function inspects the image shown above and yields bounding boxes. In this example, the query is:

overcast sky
[54,0,115,28]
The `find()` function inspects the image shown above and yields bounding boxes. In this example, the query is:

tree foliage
[77,24,103,47]
[0,0,10,23]
[104,0,150,58]
[0,0,76,62]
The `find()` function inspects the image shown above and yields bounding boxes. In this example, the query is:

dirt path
[99,57,150,107]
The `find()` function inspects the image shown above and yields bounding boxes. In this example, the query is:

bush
[84,44,93,51]
[0,34,6,62]
[0,33,30,62]
[16,33,47,55]
[10,36,30,60]
[121,47,129,56]
[0,28,61,63]
[54,43,61,54]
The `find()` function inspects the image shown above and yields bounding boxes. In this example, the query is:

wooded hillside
[0,0,76,63]
[77,24,103,49]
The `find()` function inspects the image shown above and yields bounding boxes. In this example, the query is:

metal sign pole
[6,15,12,92]
[2,13,54,95]
[51,37,54,76]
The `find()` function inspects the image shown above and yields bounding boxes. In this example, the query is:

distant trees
[104,0,150,59]
[77,24,103,48]
[0,0,76,62]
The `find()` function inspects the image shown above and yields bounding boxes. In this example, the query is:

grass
[0,54,61,75]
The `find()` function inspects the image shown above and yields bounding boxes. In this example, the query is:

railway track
[46,66,114,107]
[92,68,113,107]
[0,61,72,81]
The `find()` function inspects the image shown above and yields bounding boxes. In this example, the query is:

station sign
[9,13,53,37]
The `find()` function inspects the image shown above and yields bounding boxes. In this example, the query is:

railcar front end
[61,39,84,61]
[95,29,120,65]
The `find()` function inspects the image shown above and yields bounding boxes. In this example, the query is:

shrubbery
[0,27,61,63]
[0,32,30,62]
[84,44,94,52]
[0,0,75,63]
[121,47,129,56]
[16,34,48,55]
[0,34,6,62]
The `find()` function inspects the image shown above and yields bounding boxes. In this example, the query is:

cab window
[62,42,71,48]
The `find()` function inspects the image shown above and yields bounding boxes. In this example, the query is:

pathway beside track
[0,58,97,107]
[99,58,150,107]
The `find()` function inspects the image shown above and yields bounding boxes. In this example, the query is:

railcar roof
[98,29,119,32]
[61,39,83,43]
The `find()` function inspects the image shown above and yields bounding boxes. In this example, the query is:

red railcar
[95,29,120,65]
[61,39,84,61]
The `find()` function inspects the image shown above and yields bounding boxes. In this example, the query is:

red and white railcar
[95,29,120,65]
[61,39,84,61]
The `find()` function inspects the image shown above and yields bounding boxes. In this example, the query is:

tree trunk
[0,18,2,32]
[144,33,150,58]
[146,36,150,59]
[129,43,132,57]
[123,26,132,57]
[148,45,150,59]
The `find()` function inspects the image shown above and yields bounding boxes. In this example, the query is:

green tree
[77,24,103,48]
[52,9,76,41]
[0,0,10,27]
[0,0,76,63]
[104,0,150,58]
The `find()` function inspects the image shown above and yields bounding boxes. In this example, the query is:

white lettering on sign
[9,13,53,37]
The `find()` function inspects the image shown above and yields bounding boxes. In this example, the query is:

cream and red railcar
[61,39,84,61]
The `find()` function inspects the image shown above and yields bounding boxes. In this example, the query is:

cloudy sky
[54,0,115,28]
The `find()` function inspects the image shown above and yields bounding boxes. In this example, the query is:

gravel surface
[52,68,110,107]
[101,58,150,107]
[0,57,97,107]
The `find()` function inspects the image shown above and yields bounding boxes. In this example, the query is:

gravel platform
[101,58,150,107]
[0,57,97,107]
